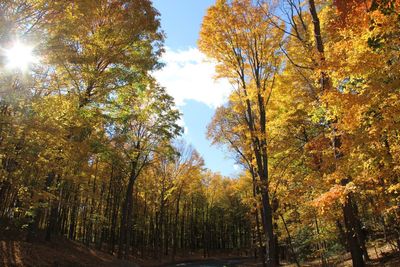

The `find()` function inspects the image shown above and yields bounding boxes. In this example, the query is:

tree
[107,83,181,258]
[200,1,284,265]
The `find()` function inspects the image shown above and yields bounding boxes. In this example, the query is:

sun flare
[4,42,37,71]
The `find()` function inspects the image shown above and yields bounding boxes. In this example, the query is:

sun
[4,42,37,71]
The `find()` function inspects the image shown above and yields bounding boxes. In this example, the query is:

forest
[0,0,399,267]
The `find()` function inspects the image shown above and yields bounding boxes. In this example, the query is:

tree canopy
[0,1,399,267]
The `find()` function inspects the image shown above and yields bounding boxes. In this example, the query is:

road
[165,258,249,267]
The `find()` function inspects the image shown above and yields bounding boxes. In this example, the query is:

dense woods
[0,0,399,267]
[0,0,253,263]
[200,0,400,266]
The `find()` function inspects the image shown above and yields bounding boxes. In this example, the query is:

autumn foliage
[0,0,399,267]
[201,0,400,266]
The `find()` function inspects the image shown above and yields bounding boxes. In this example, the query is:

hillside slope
[0,239,139,267]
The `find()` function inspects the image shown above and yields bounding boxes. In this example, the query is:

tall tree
[200,1,284,265]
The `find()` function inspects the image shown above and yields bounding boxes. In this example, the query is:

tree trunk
[251,168,266,267]
[343,194,366,267]
[280,214,300,267]
[172,189,182,262]
[45,175,60,242]
[118,162,137,259]
[260,191,277,267]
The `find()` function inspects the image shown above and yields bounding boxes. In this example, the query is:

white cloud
[153,47,232,108]
[176,117,189,135]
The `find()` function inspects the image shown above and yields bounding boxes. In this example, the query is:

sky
[152,0,239,177]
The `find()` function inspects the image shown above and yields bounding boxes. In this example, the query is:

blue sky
[153,0,213,49]
[152,0,238,177]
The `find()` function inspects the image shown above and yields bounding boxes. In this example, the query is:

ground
[0,239,138,267]
[0,237,399,267]
[279,244,400,267]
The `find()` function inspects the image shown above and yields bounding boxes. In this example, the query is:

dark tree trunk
[260,191,277,267]
[280,214,300,267]
[45,174,60,242]
[172,189,182,262]
[251,168,266,267]
[343,194,365,267]
[46,201,58,241]
[118,162,137,259]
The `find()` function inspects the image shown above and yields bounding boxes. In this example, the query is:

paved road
[165,258,247,267]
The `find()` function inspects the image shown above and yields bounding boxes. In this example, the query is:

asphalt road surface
[165,258,248,267]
